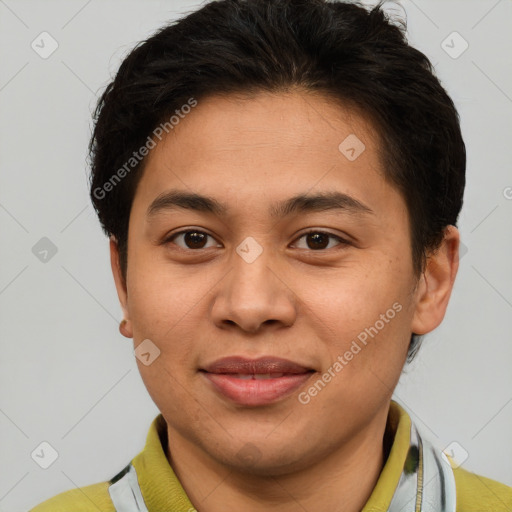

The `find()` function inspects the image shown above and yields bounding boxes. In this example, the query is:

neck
[165,407,392,512]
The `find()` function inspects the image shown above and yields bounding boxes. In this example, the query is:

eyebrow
[147,189,374,219]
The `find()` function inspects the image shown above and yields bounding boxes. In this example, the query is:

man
[30,0,512,510]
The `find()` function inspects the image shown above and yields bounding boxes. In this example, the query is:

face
[111,90,458,475]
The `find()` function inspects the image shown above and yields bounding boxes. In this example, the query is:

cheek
[316,258,404,318]
[126,253,203,336]
[126,258,214,379]
[306,303,410,415]
[311,257,413,367]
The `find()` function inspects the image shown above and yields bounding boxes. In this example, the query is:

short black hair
[88,0,466,362]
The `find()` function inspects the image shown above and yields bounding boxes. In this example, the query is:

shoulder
[454,466,512,512]
[29,481,115,512]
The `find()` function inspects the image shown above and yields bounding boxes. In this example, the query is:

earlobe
[119,319,132,338]
[411,226,460,336]
[110,236,133,339]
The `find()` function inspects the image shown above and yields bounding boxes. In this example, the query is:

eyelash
[163,229,350,252]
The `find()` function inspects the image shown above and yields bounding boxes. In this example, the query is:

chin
[210,441,318,477]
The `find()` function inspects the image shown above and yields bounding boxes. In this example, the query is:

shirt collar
[130,400,455,512]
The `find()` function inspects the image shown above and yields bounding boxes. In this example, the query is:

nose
[210,244,297,334]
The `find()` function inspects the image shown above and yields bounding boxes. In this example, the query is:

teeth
[231,373,285,379]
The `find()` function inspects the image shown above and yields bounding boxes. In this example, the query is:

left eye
[292,230,348,250]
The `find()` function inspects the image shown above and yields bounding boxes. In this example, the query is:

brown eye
[305,232,329,250]
[293,231,348,251]
[166,230,220,250]
[183,231,207,249]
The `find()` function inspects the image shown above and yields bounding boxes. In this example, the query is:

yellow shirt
[29,400,512,511]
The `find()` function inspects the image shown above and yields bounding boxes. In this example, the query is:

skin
[110,89,460,512]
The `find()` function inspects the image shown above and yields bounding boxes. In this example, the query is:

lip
[200,356,315,406]
[202,356,313,374]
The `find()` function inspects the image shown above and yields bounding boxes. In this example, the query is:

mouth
[200,356,316,406]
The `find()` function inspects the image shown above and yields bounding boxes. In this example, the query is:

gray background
[0,0,511,510]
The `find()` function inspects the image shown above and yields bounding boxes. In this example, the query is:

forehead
[132,90,403,224]
[154,90,380,162]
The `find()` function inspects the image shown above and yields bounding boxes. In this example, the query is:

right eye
[163,229,222,251]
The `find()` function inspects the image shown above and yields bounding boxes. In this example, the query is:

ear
[110,236,133,338]
[411,226,460,335]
